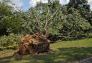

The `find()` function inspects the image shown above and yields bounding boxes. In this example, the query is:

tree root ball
[15,33,50,55]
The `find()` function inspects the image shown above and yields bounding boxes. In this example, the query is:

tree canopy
[0,0,92,39]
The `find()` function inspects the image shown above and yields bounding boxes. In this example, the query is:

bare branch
[43,7,60,37]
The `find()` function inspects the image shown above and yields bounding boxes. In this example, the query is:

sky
[1,0,92,11]
[10,0,70,11]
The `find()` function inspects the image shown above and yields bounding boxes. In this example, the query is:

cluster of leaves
[0,0,92,41]
[0,33,20,50]
[0,2,24,35]
[25,1,64,35]
[24,1,92,40]
[60,7,92,40]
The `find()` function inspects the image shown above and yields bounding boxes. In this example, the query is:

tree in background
[0,1,23,35]
[0,0,92,40]
[60,7,91,39]
[68,0,89,10]
[68,0,92,25]
[0,2,12,35]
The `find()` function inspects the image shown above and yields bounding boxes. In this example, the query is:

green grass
[51,38,92,50]
[0,38,92,63]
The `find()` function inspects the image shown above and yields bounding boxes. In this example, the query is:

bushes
[0,33,20,50]
[58,7,92,40]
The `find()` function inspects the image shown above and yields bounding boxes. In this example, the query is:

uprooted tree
[15,0,92,55]
[23,0,63,37]
[16,1,63,55]
[16,33,50,55]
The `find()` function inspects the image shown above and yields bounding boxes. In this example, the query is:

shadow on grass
[0,55,13,63]
[0,47,92,63]
[30,47,92,63]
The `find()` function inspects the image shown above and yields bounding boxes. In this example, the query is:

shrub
[0,33,21,50]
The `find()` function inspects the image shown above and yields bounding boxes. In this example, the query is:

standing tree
[68,0,89,9]
[0,1,24,35]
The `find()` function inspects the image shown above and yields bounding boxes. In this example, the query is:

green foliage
[0,0,92,40]
[0,34,20,50]
[26,1,64,35]
[20,1,92,40]
[59,7,92,39]
[0,2,24,34]
[2,14,24,33]
[0,2,12,29]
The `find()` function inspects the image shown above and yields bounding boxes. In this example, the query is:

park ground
[0,38,92,63]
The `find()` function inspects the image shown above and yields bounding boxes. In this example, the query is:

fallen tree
[15,33,50,55]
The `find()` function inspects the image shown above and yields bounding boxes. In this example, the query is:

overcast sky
[1,0,92,11]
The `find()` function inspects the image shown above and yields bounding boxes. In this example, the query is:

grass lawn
[0,38,92,63]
